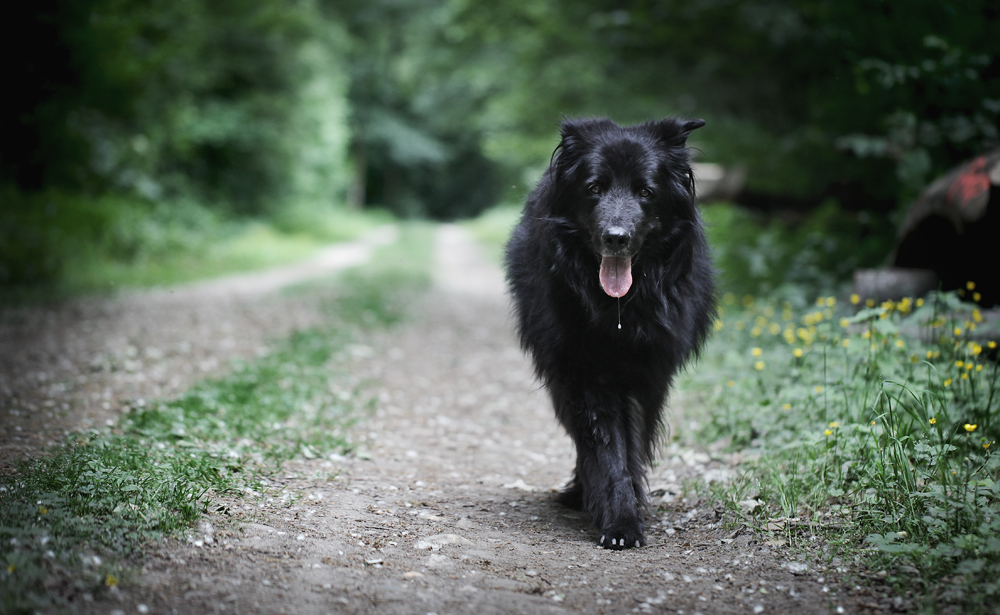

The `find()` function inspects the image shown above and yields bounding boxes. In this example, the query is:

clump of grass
[0,223,432,613]
[679,287,999,610]
[0,433,235,613]
[460,203,522,264]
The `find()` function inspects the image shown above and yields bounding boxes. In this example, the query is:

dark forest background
[3,0,998,294]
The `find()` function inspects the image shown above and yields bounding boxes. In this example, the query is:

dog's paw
[598,524,645,550]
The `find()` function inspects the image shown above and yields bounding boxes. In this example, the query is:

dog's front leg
[555,387,646,549]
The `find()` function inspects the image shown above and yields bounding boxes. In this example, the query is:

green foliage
[332,0,506,219]
[451,0,1000,209]
[0,188,385,303]
[0,226,432,612]
[702,201,894,298]
[679,290,1000,610]
[7,0,352,215]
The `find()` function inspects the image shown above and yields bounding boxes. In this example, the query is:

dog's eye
[638,188,653,198]
[587,184,601,195]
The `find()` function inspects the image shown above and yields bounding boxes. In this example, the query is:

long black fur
[504,117,716,549]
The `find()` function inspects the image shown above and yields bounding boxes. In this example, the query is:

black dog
[504,117,716,549]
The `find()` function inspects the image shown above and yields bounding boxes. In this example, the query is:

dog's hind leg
[554,386,646,549]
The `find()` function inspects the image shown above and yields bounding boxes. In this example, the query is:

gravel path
[0,228,396,470]
[5,225,891,613]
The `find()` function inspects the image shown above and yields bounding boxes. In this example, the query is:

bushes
[702,200,895,299]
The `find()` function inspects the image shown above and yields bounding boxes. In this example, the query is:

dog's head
[550,117,704,297]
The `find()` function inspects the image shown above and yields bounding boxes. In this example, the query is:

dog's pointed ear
[554,118,616,175]
[558,117,615,152]
[654,117,705,145]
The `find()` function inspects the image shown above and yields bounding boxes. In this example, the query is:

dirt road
[7,226,888,614]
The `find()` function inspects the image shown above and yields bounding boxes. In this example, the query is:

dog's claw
[635,540,640,548]
[600,535,605,544]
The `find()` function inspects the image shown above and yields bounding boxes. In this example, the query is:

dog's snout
[602,227,631,253]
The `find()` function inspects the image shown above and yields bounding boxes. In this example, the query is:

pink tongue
[599,255,633,297]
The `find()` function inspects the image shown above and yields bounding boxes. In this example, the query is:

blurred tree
[4,0,351,215]
[326,0,504,218]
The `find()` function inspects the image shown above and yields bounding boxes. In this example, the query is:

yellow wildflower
[754,360,766,371]
[862,330,871,339]
[829,422,840,428]
[973,292,982,302]
[7,564,14,573]
[964,423,978,433]
[815,385,824,393]
[840,317,850,328]
[794,348,804,358]
[713,319,724,331]
[956,360,965,368]
[990,341,998,349]
[39,505,47,515]
[825,296,836,308]
[105,574,118,588]
[967,281,976,291]
[782,403,791,410]
[944,378,953,387]
[842,339,850,348]
[752,347,763,357]
[750,326,762,338]
[916,298,925,307]
[895,339,905,348]
[727,380,735,387]
[850,293,860,305]
[768,322,781,335]
[865,298,875,308]
[973,309,982,323]
[929,417,937,425]
[824,429,833,436]
[954,327,963,336]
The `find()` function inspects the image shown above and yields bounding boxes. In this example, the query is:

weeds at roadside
[678,288,1000,610]
[0,224,432,614]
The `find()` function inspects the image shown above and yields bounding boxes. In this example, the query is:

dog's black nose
[602,227,631,252]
